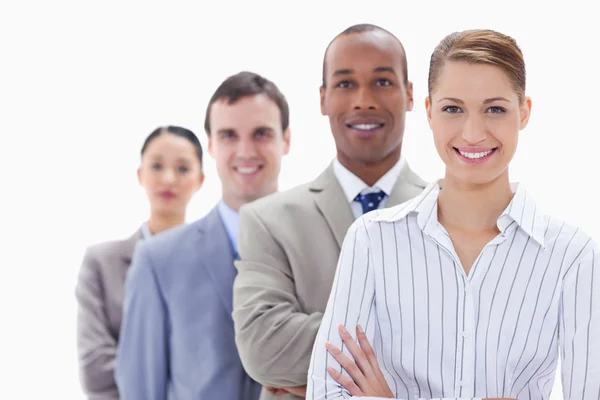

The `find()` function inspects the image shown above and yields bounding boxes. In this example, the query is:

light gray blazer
[75,229,143,399]
[233,162,427,400]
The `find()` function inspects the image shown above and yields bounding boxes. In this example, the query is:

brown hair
[204,71,290,135]
[428,29,526,103]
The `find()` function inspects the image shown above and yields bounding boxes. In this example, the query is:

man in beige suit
[232,24,427,400]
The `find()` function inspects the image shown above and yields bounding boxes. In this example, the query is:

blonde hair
[428,29,526,103]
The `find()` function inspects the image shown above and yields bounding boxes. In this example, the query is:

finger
[338,324,376,380]
[325,341,369,390]
[265,387,286,396]
[285,386,307,397]
[327,366,364,396]
[356,325,391,393]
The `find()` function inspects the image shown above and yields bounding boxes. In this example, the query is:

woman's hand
[325,324,394,398]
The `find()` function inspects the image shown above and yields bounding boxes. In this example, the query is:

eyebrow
[216,126,275,135]
[437,96,511,104]
[254,126,275,133]
[332,66,396,77]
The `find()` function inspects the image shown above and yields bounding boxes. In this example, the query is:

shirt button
[462,331,470,337]
[465,286,472,294]
[460,380,469,386]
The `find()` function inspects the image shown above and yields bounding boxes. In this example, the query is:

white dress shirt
[333,156,406,219]
[307,181,599,400]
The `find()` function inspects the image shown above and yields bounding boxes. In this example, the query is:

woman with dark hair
[75,125,204,399]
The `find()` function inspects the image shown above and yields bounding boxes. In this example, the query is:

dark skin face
[320,30,413,186]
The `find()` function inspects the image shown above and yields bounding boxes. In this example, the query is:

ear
[519,96,532,130]
[137,167,142,185]
[319,85,326,116]
[282,127,291,155]
[405,81,414,112]
[425,96,433,128]
[195,171,205,192]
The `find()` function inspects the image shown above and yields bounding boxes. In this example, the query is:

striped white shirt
[307,181,599,400]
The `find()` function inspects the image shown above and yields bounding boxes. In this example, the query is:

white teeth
[237,167,259,174]
[351,124,380,130]
[458,149,494,159]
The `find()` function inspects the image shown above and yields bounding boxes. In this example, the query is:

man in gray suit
[232,24,427,399]
[115,71,291,399]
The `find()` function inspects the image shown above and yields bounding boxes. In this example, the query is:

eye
[442,105,462,114]
[151,163,162,170]
[255,129,270,138]
[487,106,506,114]
[220,131,237,140]
[376,78,392,87]
[335,80,353,89]
[177,166,189,173]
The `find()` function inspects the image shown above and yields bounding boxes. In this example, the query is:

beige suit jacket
[233,162,427,400]
[75,229,142,400]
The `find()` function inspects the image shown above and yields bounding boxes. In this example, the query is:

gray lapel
[120,228,144,264]
[197,206,237,314]
[310,164,355,248]
[387,162,429,206]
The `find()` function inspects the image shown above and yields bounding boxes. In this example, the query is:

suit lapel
[120,229,144,264]
[197,207,237,314]
[310,164,355,248]
[118,228,144,283]
[387,162,428,206]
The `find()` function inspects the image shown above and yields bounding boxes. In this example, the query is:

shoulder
[543,214,599,264]
[78,233,140,283]
[83,236,134,268]
[239,182,314,220]
[135,220,205,270]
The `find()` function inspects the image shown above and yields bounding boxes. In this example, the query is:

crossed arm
[307,221,599,400]
[233,205,324,395]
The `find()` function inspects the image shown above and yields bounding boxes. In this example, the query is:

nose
[352,87,377,110]
[161,168,176,184]
[461,114,487,144]
[236,137,258,158]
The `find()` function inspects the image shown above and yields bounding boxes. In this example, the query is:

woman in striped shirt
[307,29,599,400]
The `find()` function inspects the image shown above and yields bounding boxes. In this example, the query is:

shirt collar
[333,156,406,202]
[217,200,240,253]
[141,221,153,240]
[375,180,547,247]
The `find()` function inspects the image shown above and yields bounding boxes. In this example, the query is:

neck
[437,170,513,233]
[147,212,185,235]
[221,185,278,212]
[338,147,401,187]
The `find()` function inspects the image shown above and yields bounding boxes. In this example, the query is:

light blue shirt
[217,200,240,258]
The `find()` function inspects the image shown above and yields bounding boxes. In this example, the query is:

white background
[1,1,598,398]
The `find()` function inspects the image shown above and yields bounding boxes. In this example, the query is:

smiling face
[426,60,531,185]
[207,93,290,210]
[320,30,413,170]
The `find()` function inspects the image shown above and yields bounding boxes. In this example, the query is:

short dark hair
[141,125,203,166]
[321,23,408,87]
[204,71,289,134]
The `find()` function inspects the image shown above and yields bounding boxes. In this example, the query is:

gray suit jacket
[233,162,427,400]
[76,229,143,400]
